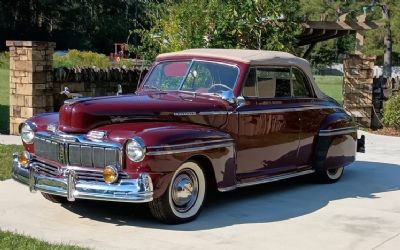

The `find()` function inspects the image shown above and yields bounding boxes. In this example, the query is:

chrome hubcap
[171,169,198,213]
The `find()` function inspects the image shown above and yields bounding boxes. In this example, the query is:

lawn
[314,75,343,103]
[0,144,23,180]
[0,67,9,134]
[0,145,87,249]
[0,231,88,250]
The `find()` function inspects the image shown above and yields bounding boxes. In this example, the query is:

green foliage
[53,50,136,69]
[132,0,302,60]
[54,50,111,68]
[0,67,9,134]
[0,145,23,180]
[383,94,400,129]
[0,230,87,250]
[0,52,9,69]
[301,0,400,66]
[0,0,154,53]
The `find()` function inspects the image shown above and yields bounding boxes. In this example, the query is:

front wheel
[316,166,344,183]
[149,161,206,224]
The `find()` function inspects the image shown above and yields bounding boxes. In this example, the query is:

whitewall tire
[316,166,344,183]
[149,161,206,224]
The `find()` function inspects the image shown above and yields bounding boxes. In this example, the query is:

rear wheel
[316,166,344,183]
[149,161,206,224]
[41,192,68,203]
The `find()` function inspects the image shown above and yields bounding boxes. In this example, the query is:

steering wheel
[208,83,233,93]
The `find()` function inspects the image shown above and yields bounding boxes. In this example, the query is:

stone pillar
[6,41,55,135]
[343,54,376,128]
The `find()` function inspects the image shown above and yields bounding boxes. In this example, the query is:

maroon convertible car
[12,49,363,223]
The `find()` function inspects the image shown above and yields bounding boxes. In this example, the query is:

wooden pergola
[297,14,383,56]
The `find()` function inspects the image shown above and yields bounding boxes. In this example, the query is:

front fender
[19,112,59,152]
[96,122,236,198]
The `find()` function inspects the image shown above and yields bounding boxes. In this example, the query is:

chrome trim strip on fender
[319,127,357,137]
[237,106,341,115]
[147,138,234,150]
[198,111,228,115]
[218,169,316,192]
[146,142,234,156]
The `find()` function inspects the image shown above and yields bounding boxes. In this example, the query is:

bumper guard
[12,153,153,203]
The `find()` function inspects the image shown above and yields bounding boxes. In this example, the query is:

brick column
[6,41,55,135]
[343,54,376,128]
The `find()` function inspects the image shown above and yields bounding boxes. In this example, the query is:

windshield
[142,60,239,94]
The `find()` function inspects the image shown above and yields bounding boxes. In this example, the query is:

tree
[0,0,155,53]
[131,0,302,60]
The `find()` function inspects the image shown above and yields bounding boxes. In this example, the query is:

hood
[58,92,230,133]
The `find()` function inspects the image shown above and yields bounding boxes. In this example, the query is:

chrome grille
[34,136,121,168]
[33,161,129,182]
[35,161,61,177]
[35,137,59,162]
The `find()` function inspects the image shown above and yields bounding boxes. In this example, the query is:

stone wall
[52,67,147,110]
[6,41,55,135]
[343,54,376,128]
[6,40,147,135]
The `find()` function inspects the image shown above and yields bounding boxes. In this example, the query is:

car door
[290,67,334,167]
[235,67,301,180]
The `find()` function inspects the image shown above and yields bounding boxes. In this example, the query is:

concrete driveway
[0,131,399,250]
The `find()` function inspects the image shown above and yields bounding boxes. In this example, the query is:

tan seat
[257,78,276,98]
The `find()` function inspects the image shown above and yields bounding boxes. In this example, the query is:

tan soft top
[157,49,324,98]
[157,48,304,65]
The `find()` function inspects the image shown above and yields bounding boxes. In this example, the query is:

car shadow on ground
[61,160,400,230]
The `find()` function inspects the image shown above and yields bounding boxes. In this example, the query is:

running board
[218,169,315,192]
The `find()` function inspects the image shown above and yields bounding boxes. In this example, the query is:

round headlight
[20,123,35,144]
[126,137,146,162]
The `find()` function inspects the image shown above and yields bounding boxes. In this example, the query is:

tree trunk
[383,4,392,78]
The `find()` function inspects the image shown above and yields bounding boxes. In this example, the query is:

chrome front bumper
[11,154,153,203]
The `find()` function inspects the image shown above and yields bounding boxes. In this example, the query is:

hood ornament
[117,84,123,96]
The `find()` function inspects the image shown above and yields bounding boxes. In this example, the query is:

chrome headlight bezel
[126,137,146,162]
[20,122,35,144]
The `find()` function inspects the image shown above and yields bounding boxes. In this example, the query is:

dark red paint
[24,53,356,197]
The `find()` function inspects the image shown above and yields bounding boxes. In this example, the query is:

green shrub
[54,49,111,68]
[0,52,10,69]
[383,94,400,129]
[53,49,140,69]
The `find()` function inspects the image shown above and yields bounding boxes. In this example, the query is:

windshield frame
[140,59,241,94]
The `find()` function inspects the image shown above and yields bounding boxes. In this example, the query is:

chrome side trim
[198,111,228,115]
[319,127,357,137]
[146,142,234,156]
[237,169,315,188]
[218,169,316,192]
[238,106,340,115]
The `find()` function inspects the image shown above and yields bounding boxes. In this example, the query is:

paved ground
[0,134,21,145]
[0,131,399,250]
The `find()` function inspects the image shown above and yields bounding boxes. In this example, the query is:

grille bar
[34,136,121,169]
[32,161,128,183]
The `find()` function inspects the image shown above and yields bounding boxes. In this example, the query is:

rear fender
[313,112,357,171]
